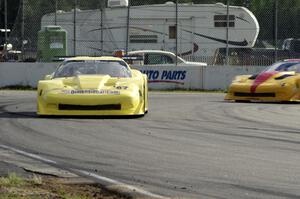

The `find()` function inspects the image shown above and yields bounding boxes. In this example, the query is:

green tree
[250,0,300,41]
[0,0,20,30]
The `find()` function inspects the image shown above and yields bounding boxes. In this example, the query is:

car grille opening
[58,104,121,110]
[234,92,276,97]
[274,74,294,80]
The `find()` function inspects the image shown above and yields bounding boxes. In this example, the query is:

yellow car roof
[66,56,123,61]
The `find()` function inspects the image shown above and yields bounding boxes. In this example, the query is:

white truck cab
[127,50,207,67]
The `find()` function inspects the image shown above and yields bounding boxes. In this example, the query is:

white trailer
[41,0,259,63]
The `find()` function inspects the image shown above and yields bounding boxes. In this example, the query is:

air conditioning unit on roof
[108,0,128,8]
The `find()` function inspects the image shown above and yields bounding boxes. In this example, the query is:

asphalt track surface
[0,91,300,199]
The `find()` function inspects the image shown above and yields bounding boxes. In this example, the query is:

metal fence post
[73,0,77,56]
[225,0,229,66]
[100,7,103,56]
[175,0,178,66]
[125,0,130,54]
[54,0,57,25]
[4,0,8,60]
[21,0,25,61]
[274,0,278,62]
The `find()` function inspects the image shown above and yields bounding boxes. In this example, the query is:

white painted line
[0,144,57,164]
[75,169,169,199]
[0,144,169,199]
[74,169,119,184]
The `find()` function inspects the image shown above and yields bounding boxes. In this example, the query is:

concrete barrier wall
[0,62,57,87]
[0,62,265,90]
[202,65,265,90]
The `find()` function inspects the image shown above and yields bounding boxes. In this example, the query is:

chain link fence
[1,0,300,65]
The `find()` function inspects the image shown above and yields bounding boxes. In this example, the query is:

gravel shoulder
[0,146,128,199]
[0,169,128,199]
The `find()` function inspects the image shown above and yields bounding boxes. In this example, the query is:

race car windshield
[54,60,131,78]
[265,62,300,73]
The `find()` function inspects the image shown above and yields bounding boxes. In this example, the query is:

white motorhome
[41,0,259,63]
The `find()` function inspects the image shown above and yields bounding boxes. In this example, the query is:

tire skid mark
[194,102,300,135]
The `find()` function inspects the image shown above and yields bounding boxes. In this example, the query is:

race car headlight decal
[280,82,286,87]
[233,78,244,83]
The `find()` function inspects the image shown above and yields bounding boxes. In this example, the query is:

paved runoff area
[0,90,300,199]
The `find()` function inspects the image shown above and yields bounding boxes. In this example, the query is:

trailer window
[169,26,177,39]
[214,15,235,27]
[130,35,158,43]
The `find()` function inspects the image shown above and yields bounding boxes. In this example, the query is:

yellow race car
[225,59,300,102]
[37,56,148,116]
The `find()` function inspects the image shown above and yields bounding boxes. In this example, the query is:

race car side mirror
[44,72,54,80]
[44,75,52,80]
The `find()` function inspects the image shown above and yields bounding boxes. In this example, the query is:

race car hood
[71,75,110,89]
[59,75,132,90]
[249,71,295,93]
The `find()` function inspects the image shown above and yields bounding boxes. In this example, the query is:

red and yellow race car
[225,59,300,102]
